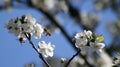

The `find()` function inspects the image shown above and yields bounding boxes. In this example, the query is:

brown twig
[65,49,80,67]
[24,33,51,67]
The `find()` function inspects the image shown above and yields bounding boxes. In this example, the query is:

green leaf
[97,36,104,42]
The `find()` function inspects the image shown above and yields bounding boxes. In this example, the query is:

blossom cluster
[74,30,105,53]
[6,14,44,40]
[6,14,55,58]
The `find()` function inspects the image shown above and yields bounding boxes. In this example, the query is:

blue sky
[0,1,117,67]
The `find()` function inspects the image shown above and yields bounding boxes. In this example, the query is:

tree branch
[24,33,51,67]
[65,0,98,31]
[26,0,77,50]
[65,49,80,67]
[26,1,94,66]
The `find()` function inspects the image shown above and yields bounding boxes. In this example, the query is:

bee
[44,28,51,36]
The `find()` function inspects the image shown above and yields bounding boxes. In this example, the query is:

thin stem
[65,49,80,67]
[24,33,51,67]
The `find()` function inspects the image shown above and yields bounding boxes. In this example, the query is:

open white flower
[90,42,105,52]
[74,32,89,51]
[74,30,105,53]
[34,23,44,39]
[74,31,89,47]
[38,41,55,58]
[23,14,36,25]
[90,35,105,52]
[21,14,36,33]
[6,18,28,41]
[6,18,22,36]
[75,38,88,48]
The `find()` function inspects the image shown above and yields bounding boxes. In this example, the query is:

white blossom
[6,18,21,36]
[6,18,28,40]
[34,23,44,39]
[90,35,105,52]
[6,14,44,41]
[23,14,36,25]
[84,30,92,38]
[74,30,105,53]
[75,33,87,48]
[90,42,105,52]
[75,38,88,48]
[74,31,91,50]
[38,41,55,58]
[74,32,90,52]
[21,14,36,33]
